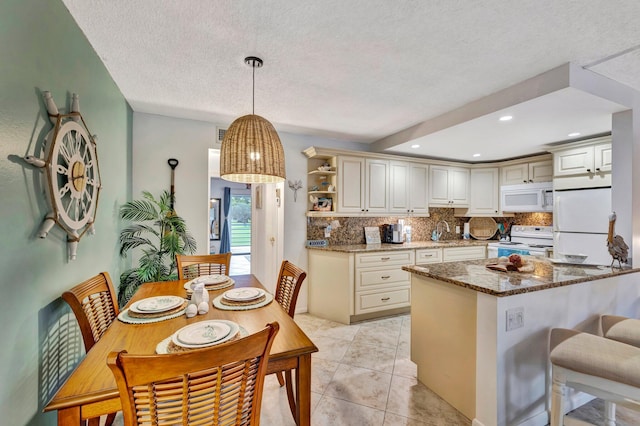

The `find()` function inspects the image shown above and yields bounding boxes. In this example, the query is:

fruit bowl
[562,253,588,263]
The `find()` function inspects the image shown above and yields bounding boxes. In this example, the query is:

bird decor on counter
[607,211,629,268]
[288,179,303,202]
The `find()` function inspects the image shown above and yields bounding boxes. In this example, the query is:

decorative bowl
[562,253,588,263]
[318,166,331,172]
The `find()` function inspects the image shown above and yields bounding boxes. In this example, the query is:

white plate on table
[223,287,264,302]
[171,320,239,348]
[129,295,184,314]
[184,275,230,290]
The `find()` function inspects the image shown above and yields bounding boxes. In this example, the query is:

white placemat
[117,307,187,324]
[212,292,274,311]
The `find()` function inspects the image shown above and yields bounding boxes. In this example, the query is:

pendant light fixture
[220,56,286,183]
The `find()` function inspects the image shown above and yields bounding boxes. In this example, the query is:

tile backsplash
[307,209,552,245]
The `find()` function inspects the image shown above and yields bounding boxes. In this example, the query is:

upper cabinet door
[429,165,469,207]
[389,162,429,215]
[501,163,529,185]
[389,161,410,213]
[449,167,470,206]
[468,168,499,215]
[528,160,553,182]
[594,143,612,172]
[337,156,365,213]
[408,163,429,214]
[554,146,594,176]
[364,159,389,213]
[429,166,450,206]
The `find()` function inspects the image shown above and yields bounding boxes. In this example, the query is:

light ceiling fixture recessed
[411,144,420,149]
[499,115,513,122]
[568,132,581,137]
[473,153,481,157]
[220,56,286,183]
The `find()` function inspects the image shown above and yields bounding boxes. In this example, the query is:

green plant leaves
[117,190,196,307]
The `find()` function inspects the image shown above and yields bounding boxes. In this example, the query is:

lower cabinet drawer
[443,246,486,262]
[356,268,409,290]
[415,248,442,264]
[355,288,410,314]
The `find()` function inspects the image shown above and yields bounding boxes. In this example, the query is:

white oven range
[487,225,553,258]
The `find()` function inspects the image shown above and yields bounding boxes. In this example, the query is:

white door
[251,182,284,294]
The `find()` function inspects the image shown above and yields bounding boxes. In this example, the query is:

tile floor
[107,312,640,425]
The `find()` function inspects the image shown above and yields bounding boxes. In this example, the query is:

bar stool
[549,328,640,426]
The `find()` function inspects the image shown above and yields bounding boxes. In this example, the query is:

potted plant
[118,190,196,307]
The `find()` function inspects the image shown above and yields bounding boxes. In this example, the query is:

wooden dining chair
[272,260,307,415]
[62,271,119,426]
[107,322,279,426]
[176,253,232,280]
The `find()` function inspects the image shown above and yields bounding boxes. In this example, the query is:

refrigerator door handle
[553,194,559,232]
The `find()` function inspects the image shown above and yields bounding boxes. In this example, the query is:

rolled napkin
[198,301,209,315]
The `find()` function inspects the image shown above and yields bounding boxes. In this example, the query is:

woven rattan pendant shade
[220,114,286,183]
[220,56,286,183]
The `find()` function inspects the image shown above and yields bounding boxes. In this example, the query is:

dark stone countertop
[306,240,489,253]
[403,257,640,296]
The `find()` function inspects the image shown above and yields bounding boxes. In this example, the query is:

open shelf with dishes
[305,153,337,216]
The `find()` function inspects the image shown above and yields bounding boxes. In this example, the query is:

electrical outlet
[506,307,524,331]
[455,225,460,234]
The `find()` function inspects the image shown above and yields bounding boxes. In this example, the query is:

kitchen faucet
[435,220,450,241]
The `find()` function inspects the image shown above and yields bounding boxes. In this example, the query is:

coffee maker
[381,224,404,244]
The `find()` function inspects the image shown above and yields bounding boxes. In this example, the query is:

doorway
[209,177,251,275]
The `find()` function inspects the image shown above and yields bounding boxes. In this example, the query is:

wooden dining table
[44,274,318,425]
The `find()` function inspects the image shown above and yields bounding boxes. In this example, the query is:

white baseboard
[471,419,485,426]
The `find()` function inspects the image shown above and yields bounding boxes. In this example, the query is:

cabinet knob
[596,168,601,172]
[381,275,391,279]
[523,180,527,183]
[529,179,533,183]
[587,168,591,173]
[381,297,391,302]
[380,257,391,261]
[361,209,365,212]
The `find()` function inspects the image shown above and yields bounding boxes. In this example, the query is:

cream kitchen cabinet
[553,138,611,177]
[308,249,413,324]
[467,168,499,216]
[500,160,553,185]
[337,156,389,214]
[354,251,414,316]
[429,165,470,207]
[389,161,429,215]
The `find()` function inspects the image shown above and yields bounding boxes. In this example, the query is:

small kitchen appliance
[381,224,404,244]
[487,225,553,258]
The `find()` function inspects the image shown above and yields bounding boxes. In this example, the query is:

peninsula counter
[403,258,640,426]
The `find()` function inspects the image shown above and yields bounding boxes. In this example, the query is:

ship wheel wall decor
[24,91,102,261]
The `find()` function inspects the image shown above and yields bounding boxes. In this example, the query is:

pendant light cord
[252,60,255,115]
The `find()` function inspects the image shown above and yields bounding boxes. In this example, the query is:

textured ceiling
[62,0,640,161]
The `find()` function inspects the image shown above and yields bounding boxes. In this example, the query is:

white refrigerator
[553,187,612,265]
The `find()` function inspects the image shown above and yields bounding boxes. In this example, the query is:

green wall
[0,0,131,424]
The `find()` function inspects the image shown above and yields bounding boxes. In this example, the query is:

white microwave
[500,182,553,212]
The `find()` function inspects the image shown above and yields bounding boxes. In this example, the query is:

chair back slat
[108,322,279,426]
[275,261,307,318]
[62,272,119,352]
[177,253,232,280]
